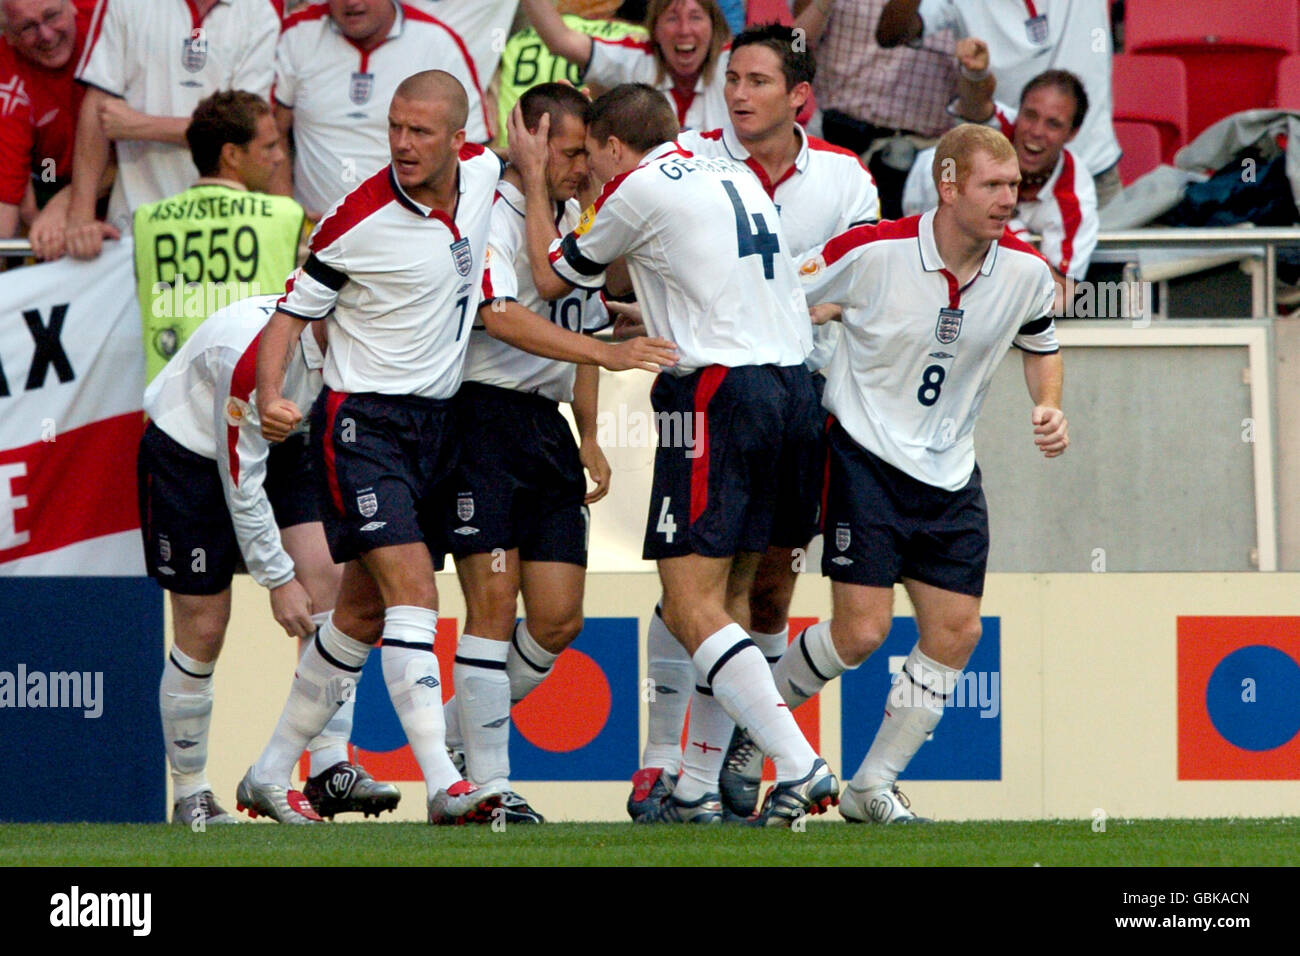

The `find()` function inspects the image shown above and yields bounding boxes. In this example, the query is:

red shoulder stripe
[698,128,724,141]
[997,226,1050,266]
[591,35,654,53]
[994,107,1015,142]
[76,0,109,79]
[807,135,870,173]
[821,216,921,267]
[226,330,263,487]
[403,5,491,132]
[1052,150,1082,276]
[460,142,487,160]
[309,168,394,253]
[281,0,330,31]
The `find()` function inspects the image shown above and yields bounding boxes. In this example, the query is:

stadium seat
[1111,53,1188,164]
[1277,53,1300,111]
[1125,0,1300,139]
[1114,120,1165,184]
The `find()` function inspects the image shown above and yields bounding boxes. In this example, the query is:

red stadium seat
[1112,53,1188,164]
[1125,0,1300,139]
[1277,53,1300,111]
[1114,120,1165,184]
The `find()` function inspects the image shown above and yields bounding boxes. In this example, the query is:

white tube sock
[454,633,512,790]
[642,602,693,775]
[771,620,850,708]
[160,646,214,800]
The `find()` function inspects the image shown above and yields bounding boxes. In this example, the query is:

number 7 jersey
[549,141,811,374]
[799,209,1059,491]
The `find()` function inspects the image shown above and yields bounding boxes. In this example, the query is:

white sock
[454,633,512,790]
[694,623,816,782]
[380,605,461,795]
[306,611,352,776]
[642,602,692,774]
[507,619,558,703]
[160,646,215,800]
[674,684,736,802]
[853,644,960,790]
[748,626,789,669]
[443,694,462,751]
[771,620,849,708]
[252,614,370,787]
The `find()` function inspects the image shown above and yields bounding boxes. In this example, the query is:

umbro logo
[654,684,678,695]
[453,526,479,535]
[359,521,387,531]
[173,739,198,749]
[788,681,810,700]
[929,351,954,359]
[415,675,440,689]
[482,716,510,728]
[831,556,853,566]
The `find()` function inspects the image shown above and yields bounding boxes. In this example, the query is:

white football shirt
[77,0,279,227]
[799,208,1058,491]
[410,0,518,92]
[900,103,1098,280]
[915,0,1119,175]
[463,179,610,403]
[277,145,504,397]
[583,36,730,132]
[144,294,324,588]
[549,140,811,375]
[679,123,880,369]
[276,1,489,219]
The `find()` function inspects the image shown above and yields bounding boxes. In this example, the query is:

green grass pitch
[1,819,1295,866]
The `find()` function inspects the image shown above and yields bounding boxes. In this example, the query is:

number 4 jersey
[133,182,305,382]
[799,209,1059,491]
[549,141,811,375]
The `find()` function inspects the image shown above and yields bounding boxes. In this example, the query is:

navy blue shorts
[447,381,588,565]
[768,368,828,549]
[137,423,315,595]
[642,364,819,560]
[310,388,455,566]
[821,420,989,596]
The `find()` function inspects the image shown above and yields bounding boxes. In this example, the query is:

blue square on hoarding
[510,617,639,781]
[841,616,1001,780]
[0,578,165,821]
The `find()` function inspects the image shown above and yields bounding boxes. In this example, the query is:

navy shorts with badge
[642,364,819,560]
[447,382,588,565]
[310,387,455,566]
[769,368,828,549]
[820,420,989,596]
[138,423,318,595]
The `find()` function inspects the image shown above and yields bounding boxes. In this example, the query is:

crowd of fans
[0,0,1134,284]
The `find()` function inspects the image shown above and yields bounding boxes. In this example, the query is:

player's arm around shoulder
[478,297,677,372]
[1018,264,1068,458]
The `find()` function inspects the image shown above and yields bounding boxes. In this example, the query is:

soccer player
[134,90,305,382]
[274,0,490,221]
[625,22,880,821]
[513,81,838,827]
[440,83,610,825]
[786,124,1068,822]
[140,293,398,826]
[902,44,1098,291]
[60,0,281,258]
[239,71,674,824]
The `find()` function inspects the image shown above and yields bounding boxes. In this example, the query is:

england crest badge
[350,71,374,105]
[835,524,851,552]
[181,31,207,73]
[935,307,963,345]
[456,493,474,522]
[357,492,378,518]
[450,237,473,277]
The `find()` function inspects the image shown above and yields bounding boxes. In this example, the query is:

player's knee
[526,610,582,654]
[834,615,890,666]
[954,617,982,654]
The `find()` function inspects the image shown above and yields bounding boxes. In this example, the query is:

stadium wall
[185,571,1300,824]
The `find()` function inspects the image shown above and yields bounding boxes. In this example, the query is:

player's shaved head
[393,70,469,131]
[932,123,1017,192]
[587,83,679,153]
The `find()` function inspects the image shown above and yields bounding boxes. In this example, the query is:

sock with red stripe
[252,614,370,787]
[853,644,958,789]
[642,603,692,775]
[453,634,511,790]
[771,620,850,708]
[380,605,462,795]
[693,623,817,783]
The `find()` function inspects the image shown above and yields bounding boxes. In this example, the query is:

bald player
[239,71,675,824]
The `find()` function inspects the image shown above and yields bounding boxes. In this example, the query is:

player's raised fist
[600,336,678,372]
[260,397,302,443]
[956,37,990,75]
[1031,404,1068,458]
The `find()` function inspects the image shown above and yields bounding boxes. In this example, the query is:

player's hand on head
[956,37,990,74]
[601,336,678,372]
[259,397,302,443]
[580,436,611,504]
[1031,405,1068,457]
[507,102,550,183]
[269,577,314,638]
[606,300,646,339]
[809,303,843,326]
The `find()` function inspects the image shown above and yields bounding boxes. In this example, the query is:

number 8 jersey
[799,209,1059,492]
[549,141,811,375]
